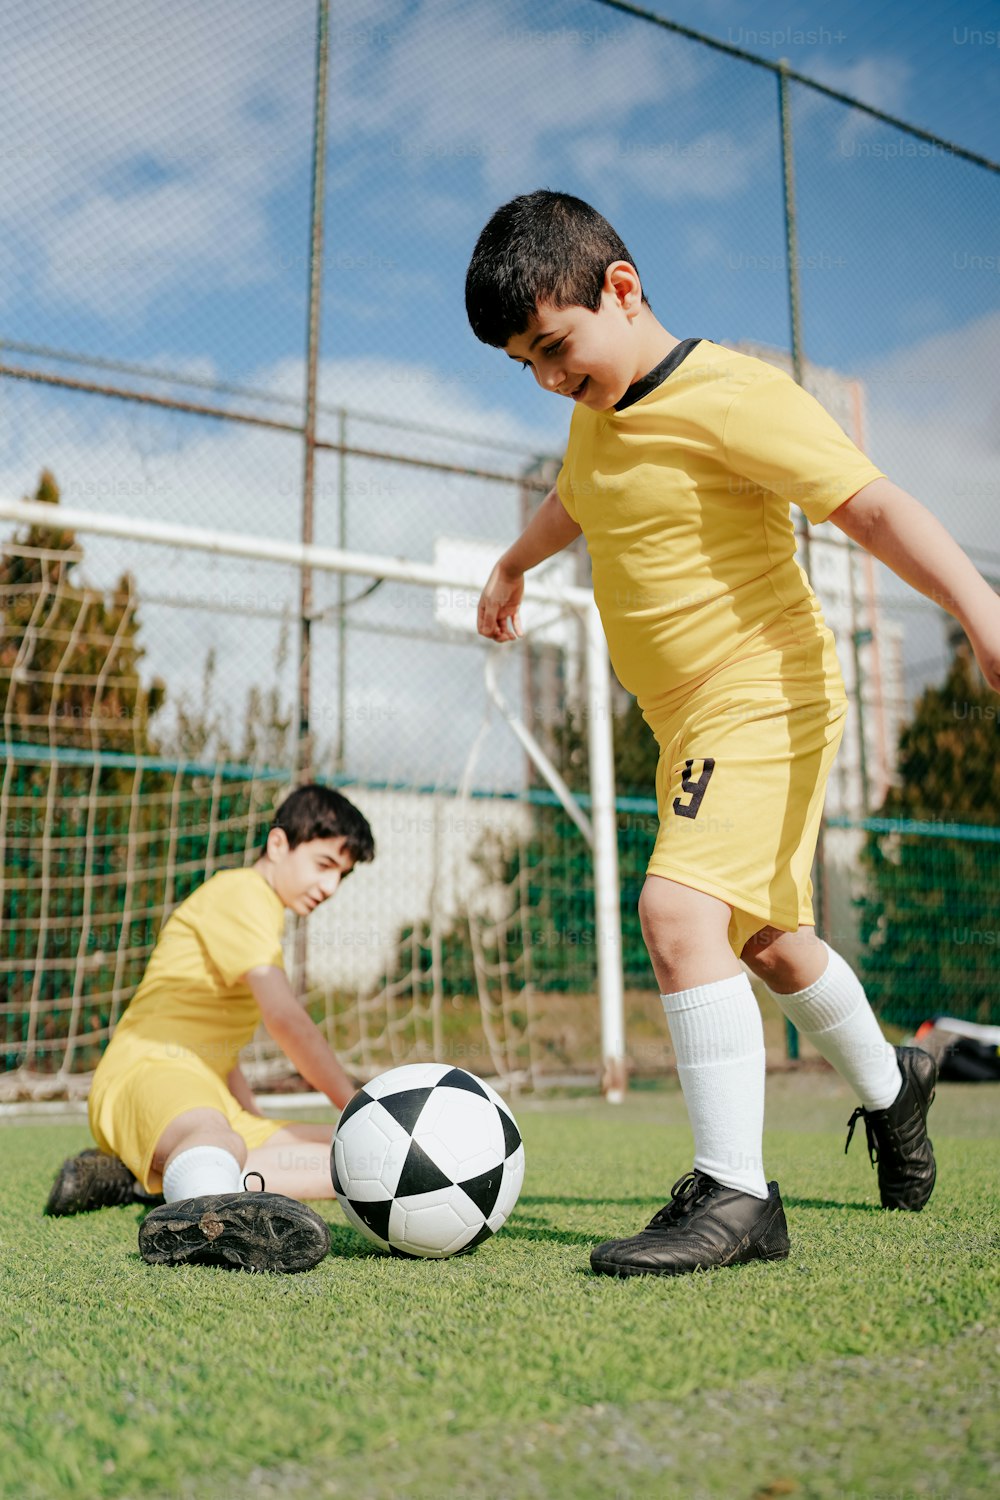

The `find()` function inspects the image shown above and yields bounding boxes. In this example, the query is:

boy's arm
[226,1063,263,1117]
[245,965,357,1111]
[478,486,582,643]
[829,477,1000,692]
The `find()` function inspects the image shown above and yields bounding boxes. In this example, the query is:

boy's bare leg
[243,1124,336,1200]
[638,874,743,992]
[150,1107,248,1194]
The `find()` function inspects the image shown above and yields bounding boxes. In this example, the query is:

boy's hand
[227,1064,263,1117]
[478,561,524,642]
[246,965,357,1112]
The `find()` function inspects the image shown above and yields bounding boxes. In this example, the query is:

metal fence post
[295,0,330,993]
[298,0,330,786]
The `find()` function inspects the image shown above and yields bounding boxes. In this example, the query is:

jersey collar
[614,337,703,412]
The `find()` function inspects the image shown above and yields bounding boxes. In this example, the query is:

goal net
[0,490,624,1102]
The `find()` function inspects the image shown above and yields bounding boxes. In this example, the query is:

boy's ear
[604,261,643,314]
[266,826,290,859]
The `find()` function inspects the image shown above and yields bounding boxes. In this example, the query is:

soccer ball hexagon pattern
[332,1062,525,1258]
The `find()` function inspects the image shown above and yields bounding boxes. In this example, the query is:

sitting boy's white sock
[661,972,769,1200]
[765,943,902,1110]
[162,1146,244,1203]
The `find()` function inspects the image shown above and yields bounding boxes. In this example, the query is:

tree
[0,469,166,752]
[857,647,1000,1027]
[548,694,660,795]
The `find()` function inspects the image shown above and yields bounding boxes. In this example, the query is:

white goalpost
[0,496,627,1101]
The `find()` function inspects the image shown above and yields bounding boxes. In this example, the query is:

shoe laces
[844,1106,879,1168]
[648,1170,718,1228]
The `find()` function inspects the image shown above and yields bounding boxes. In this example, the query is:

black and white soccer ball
[332,1062,525,1258]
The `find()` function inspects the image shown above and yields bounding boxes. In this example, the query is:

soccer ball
[331,1062,525,1258]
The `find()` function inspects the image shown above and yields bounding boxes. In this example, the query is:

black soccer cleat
[844,1044,938,1211]
[138,1190,331,1273]
[45,1149,151,1217]
[589,1170,790,1278]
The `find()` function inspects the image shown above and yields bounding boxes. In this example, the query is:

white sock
[162,1146,244,1203]
[766,943,902,1110]
[661,973,769,1200]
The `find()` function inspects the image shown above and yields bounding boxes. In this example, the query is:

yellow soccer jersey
[555,339,883,721]
[97,868,286,1081]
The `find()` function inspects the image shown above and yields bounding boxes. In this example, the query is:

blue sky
[2,0,999,778]
[4,1,998,423]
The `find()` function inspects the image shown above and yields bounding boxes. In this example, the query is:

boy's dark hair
[465,189,647,349]
[269,783,374,864]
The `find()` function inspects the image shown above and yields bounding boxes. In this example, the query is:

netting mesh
[1,753,270,1081]
[3,1,1000,1096]
[0,509,621,1099]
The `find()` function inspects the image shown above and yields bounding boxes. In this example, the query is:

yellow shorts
[88,1046,291,1195]
[645,616,848,958]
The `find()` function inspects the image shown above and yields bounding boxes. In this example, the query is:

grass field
[2,1072,998,1500]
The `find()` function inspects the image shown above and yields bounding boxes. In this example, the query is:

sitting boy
[466,189,1000,1277]
[45,783,374,1274]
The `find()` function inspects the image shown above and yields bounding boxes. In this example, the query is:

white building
[299,782,533,993]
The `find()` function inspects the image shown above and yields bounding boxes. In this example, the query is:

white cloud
[796,54,913,154]
[801,54,911,116]
[1,0,314,319]
[568,127,771,207]
[854,308,1000,701]
[41,178,272,324]
[859,307,1000,543]
[325,0,701,208]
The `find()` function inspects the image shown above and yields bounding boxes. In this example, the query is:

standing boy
[46,783,373,1274]
[465,190,1000,1277]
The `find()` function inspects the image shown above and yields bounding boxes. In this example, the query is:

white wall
[297,785,535,993]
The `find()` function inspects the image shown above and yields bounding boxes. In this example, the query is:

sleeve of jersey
[555,459,578,523]
[197,881,286,987]
[722,371,885,525]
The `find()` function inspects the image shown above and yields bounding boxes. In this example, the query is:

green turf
[1,1074,998,1500]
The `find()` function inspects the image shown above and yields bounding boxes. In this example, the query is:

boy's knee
[638,877,730,968]
[741,925,824,985]
[154,1109,246,1174]
[741,925,785,974]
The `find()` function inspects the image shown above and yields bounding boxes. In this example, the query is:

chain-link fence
[3,0,999,1096]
